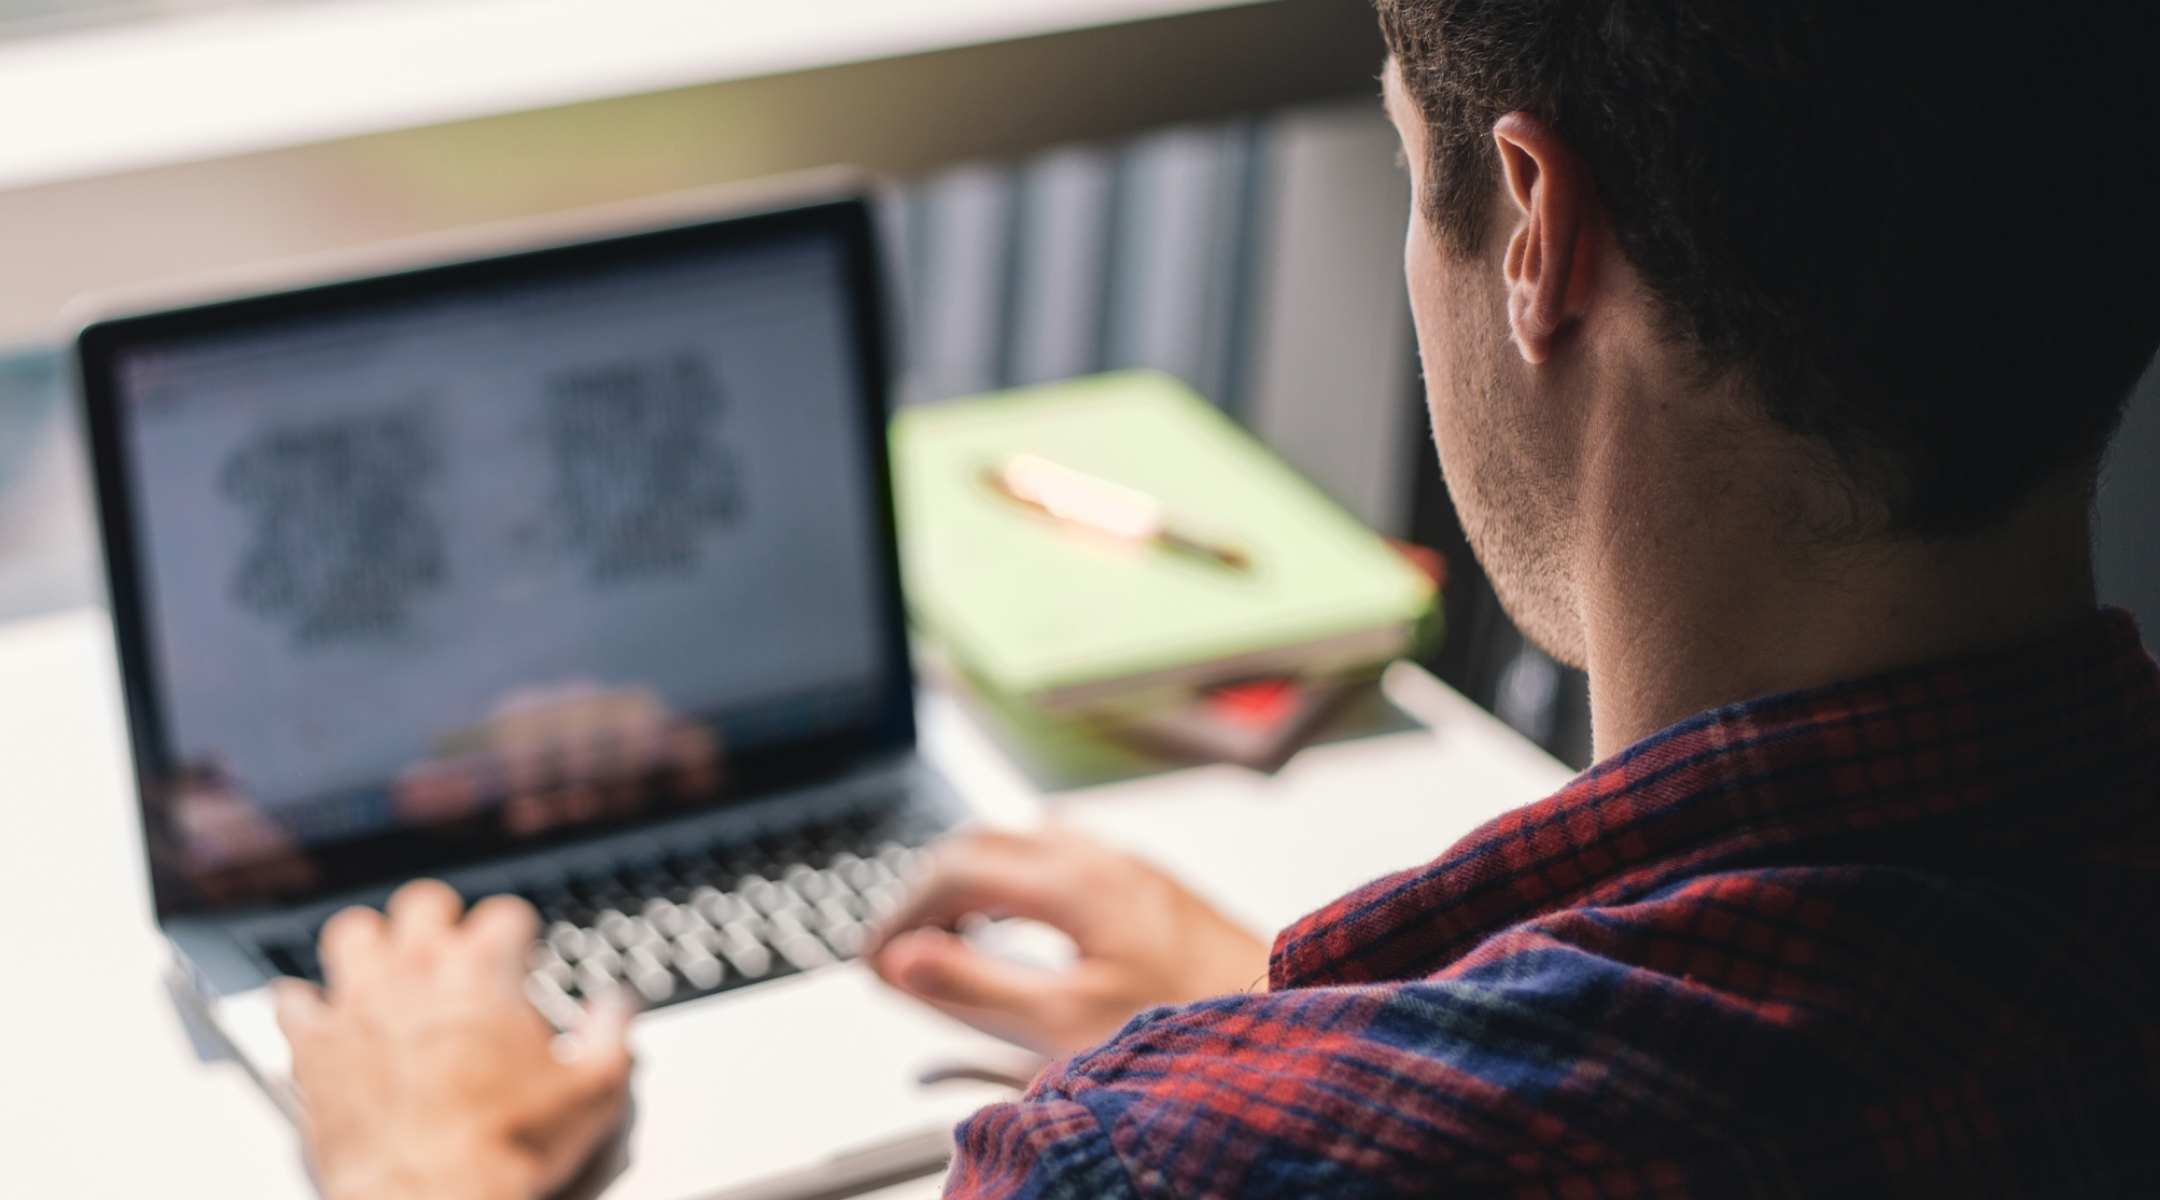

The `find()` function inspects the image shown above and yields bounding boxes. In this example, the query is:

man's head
[1380,0,2160,668]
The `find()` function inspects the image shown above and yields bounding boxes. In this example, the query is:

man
[274,0,2160,1195]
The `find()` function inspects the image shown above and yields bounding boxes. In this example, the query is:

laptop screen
[79,200,911,915]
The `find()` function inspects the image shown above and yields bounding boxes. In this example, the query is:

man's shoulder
[1482,853,2160,1069]
[991,852,2160,1198]
[949,616,2160,1197]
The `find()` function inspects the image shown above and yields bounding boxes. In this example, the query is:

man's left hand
[275,880,633,1200]
[868,829,1271,1058]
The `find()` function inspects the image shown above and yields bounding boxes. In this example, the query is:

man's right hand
[276,880,633,1200]
[867,829,1272,1059]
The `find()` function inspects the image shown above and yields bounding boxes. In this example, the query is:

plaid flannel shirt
[946,609,2160,1198]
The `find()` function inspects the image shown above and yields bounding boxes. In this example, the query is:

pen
[984,452,1251,571]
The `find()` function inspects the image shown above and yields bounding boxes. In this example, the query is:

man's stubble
[1425,266,1588,671]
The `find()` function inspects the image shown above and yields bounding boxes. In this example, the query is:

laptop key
[830,852,876,893]
[574,959,619,1000]
[689,885,745,928]
[820,868,861,902]
[812,897,865,955]
[525,972,582,1030]
[644,897,690,939]
[675,903,714,938]
[625,946,675,1003]
[857,857,901,892]
[716,922,772,979]
[672,936,725,990]
[597,910,652,951]
[856,879,903,921]
[820,920,866,960]
[739,875,801,916]
[784,863,836,904]
[876,843,919,879]
[527,944,576,990]
[546,921,588,962]
[578,943,622,978]
[766,910,836,971]
[773,931,837,972]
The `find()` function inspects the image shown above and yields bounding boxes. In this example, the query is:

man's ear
[1492,112,1599,364]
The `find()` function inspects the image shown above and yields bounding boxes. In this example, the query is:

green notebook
[893,372,1436,714]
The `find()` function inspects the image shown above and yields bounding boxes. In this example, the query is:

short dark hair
[1378,0,2160,536]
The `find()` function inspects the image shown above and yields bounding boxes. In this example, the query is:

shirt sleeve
[938,934,1770,1199]
[938,980,1581,1200]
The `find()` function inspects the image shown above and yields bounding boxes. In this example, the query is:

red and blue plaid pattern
[947,610,2160,1198]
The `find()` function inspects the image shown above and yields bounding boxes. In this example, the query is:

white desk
[0,607,1569,1198]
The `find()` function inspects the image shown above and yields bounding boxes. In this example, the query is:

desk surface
[0,606,1569,1198]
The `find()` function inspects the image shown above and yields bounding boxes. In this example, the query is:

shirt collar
[1271,608,2160,990]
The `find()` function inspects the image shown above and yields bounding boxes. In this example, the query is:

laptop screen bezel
[76,196,917,920]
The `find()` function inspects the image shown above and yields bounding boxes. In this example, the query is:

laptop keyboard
[259,808,933,1026]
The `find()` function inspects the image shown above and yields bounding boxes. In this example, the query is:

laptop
[75,188,1021,1199]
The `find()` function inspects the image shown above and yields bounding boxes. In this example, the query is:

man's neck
[1577,461,2098,761]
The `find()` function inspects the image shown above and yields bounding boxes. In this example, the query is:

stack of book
[893,371,1438,780]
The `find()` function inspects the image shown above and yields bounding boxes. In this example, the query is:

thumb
[273,977,329,1044]
[879,927,1062,1017]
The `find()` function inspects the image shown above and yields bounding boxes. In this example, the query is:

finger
[464,893,541,988]
[386,878,465,942]
[875,928,1089,1057]
[318,904,389,995]
[872,832,1082,950]
[464,892,538,942]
